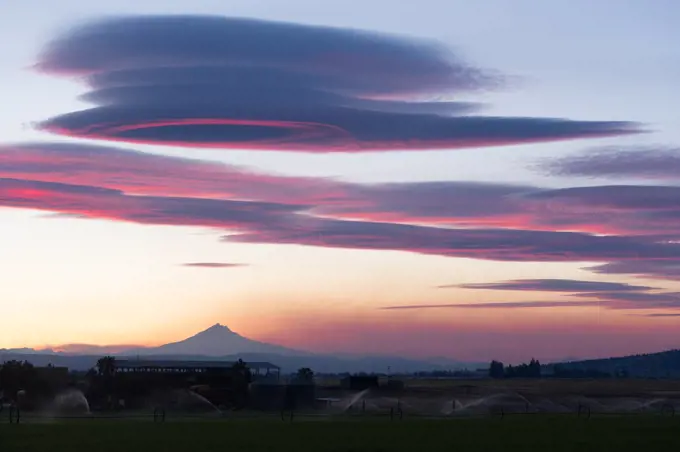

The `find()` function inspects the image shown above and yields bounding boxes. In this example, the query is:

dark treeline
[489,359,614,379]
[489,359,541,378]
[0,357,255,411]
[0,360,73,409]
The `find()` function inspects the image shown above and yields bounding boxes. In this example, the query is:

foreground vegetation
[2,416,680,451]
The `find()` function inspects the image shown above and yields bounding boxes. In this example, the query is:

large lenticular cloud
[35,15,638,151]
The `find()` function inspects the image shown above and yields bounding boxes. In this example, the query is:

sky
[2,0,680,363]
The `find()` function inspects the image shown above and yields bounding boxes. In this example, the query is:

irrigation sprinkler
[153,407,166,423]
[280,410,294,422]
[8,404,20,424]
[661,404,676,417]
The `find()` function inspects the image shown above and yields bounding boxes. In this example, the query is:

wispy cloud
[10,142,680,238]
[640,313,680,318]
[0,178,299,230]
[381,301,596,310]
[181,262,248,268]
[453,276,680,311]
[571,291,680,309]
[0,142,344,202]
[542,145,680,180]
[226,216,680,262]
[4,175,680,263]
[5,142,680,267]
[451,278,656,292]
[588,260,680,281]
[35,15,638,151]
[382,291,680,312]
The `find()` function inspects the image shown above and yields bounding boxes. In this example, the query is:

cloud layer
[588,261,680,281]
[9,143,680,237]
[0,142,345,203]
[35,15,637,151]
[382,288,680,313]
[0,178,299,230]
[381,301,596,310]
[181,263,247,268]
[452,278,656,292]
[226,216,680,262]
[544,146,680,180]
[5,142,680,269]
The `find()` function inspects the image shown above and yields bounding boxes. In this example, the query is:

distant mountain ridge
[125,323,307,357]
[1,323,482,374]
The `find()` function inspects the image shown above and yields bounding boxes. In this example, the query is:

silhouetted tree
[230,359,252,409]
[96,356,116,377]
[502,359,541,378]
[489,360,505,378]
[528,358,541,378]
[95,356,117,409]
[295,367,315,383]
[0,360,38,402]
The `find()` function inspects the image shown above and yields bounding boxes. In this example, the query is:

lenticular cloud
[36,15,637,151]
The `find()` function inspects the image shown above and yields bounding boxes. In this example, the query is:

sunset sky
[2,0,680,363]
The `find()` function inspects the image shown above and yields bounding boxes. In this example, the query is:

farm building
[114,359,280,380]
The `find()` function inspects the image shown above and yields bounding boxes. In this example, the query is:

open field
[2,416,680,451]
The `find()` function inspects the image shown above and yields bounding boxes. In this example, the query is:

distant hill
[549,349,680,378]
[1,323,482,374]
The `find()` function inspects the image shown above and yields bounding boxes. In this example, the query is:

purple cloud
[382,291,680,312]
[451,278,656,292]
[226,216,680,262]
[542,146,680,180]
[6,143,680,269]
[181,263,248,268]
[12,142,680,237]
[641,313,680,317]
[0,142,345,203]
[588,260,680,281]
[0,178,300,230]
[35,15,638,152]
[381,301,596,310]
[571,291,680,310]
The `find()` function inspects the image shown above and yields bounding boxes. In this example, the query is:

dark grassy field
[2,416,679,451]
